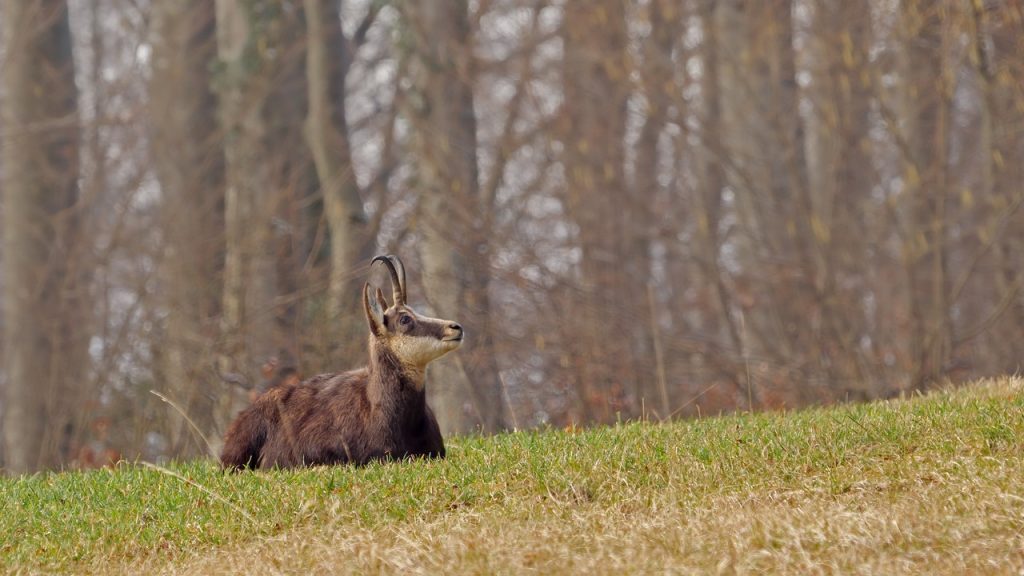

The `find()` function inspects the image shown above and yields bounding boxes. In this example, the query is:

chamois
[220,255,463,469]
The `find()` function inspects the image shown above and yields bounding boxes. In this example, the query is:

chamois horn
[371,254,406,306]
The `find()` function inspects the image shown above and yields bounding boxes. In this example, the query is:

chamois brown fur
[220,255,462,469]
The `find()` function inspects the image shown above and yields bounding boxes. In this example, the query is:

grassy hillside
[2,378,1023,574]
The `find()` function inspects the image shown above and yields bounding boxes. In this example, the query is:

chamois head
[363,255,464,371]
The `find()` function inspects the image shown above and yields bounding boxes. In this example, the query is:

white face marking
[388,333,461,368]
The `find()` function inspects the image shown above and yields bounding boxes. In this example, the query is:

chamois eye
[400,315,412,326]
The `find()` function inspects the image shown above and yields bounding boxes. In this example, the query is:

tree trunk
[807,0,877,394]
[632,0,678,416]
[715,0,811,406]
[2,0,86,473]
[696,0,746,391]
[561,1,635,422]
[214,0,280,434]
[971,0,1024,373]
[303,0,369,363]
[262,4,317,368]
[903,0,952,388]
[150,0,224,456]
[400,0,504,434]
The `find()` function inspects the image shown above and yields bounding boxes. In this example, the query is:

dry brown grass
[146,464,1024,575]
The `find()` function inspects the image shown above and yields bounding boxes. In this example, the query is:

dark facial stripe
[384,306,455,340]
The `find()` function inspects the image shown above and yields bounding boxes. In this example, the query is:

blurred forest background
[0,0,1022,473]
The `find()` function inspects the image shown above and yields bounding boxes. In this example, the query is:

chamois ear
[375,287,389,312]
[363,282,385,336]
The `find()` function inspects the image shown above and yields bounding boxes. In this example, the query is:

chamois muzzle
[443,323,464,342]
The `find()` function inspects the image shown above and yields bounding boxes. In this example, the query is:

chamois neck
[367,338,427,405]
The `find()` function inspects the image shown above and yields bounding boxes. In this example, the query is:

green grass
[3,377,1024,574]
